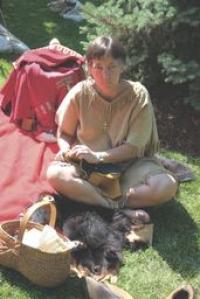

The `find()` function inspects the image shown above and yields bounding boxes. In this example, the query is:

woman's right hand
[54,150,69,162]
[67,145,100,164]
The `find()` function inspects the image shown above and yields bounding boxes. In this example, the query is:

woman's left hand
[68,145,99,164]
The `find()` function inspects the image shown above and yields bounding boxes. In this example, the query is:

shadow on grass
[150,199,200,279]
[3,0,86,55]
[0,267,86,299]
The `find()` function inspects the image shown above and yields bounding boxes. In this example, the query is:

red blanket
[0,110,58,221]
[0,47,85,221]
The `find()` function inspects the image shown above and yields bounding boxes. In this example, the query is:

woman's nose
[102,68,111,77]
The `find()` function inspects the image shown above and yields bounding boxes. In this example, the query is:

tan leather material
[126,223,154,246]
[88,172,122,199]
[85,276,133,299]
[104,282,133,299]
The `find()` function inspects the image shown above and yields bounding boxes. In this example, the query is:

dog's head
[72,234,124,275]
[63,211,124,274]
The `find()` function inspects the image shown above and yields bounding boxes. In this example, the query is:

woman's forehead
[91,55,121,65]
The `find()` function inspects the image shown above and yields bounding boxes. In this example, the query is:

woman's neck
[94,81,123,102]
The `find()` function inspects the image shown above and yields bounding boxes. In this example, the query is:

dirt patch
[152,86,200,158]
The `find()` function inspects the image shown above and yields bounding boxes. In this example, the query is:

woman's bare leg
[46,163,115,209]
[47,162,178,210]
[125,173,178,208]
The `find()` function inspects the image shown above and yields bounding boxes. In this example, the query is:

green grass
[0,1,200,298]
[0,0,85,85]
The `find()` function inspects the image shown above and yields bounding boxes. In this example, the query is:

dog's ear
[106,249,123,264]
[111,211,132,232]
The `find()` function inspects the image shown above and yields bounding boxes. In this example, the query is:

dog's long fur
[31,194,149,275]
[62,210,125,274]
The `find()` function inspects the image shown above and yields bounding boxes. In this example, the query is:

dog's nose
[94,265,101,273]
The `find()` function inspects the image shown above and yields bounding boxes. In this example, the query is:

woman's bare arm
[67,143,138,164]
[96,143,138,163]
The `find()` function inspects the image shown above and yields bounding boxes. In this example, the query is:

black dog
[62,210,125,274]
[31,194,150,275]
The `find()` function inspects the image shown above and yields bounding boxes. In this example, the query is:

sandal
[84,276,133,299]
[166,284,195,299]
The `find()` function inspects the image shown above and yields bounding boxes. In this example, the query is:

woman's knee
[148,173,178,204]
[46,164,76,189]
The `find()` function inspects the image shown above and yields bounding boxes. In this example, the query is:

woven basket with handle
[0,195,71,287]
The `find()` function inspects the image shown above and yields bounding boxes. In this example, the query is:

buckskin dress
[56,77,175,198]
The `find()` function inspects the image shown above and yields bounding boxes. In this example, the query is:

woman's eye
[109,65,116,70]
[93,65,103,70]
[92,64,118,71]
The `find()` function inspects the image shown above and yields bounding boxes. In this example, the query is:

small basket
[0,196,71,287]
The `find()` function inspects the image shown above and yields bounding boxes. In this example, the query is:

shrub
[80,0,200,110]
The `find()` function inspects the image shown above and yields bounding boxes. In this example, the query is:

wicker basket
[0,196,71,287]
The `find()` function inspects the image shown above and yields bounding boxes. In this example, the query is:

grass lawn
[0,1,200,298]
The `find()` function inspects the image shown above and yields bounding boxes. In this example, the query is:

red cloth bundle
[0,46,85,221]
[0,47,85,133]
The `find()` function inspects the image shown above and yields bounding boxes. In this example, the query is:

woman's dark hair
[86,36,126,64]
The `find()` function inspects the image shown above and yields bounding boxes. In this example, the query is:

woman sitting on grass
[47,35,178,210]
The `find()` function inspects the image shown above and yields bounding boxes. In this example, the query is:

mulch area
[152,86,200,158]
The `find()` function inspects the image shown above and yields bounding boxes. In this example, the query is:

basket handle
[18,195,56,242]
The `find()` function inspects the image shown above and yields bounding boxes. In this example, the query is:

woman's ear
[87,61,93,78]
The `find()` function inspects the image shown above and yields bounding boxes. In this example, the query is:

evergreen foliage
[80,0,200,110]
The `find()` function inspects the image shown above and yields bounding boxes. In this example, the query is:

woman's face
[89,55,124,92]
